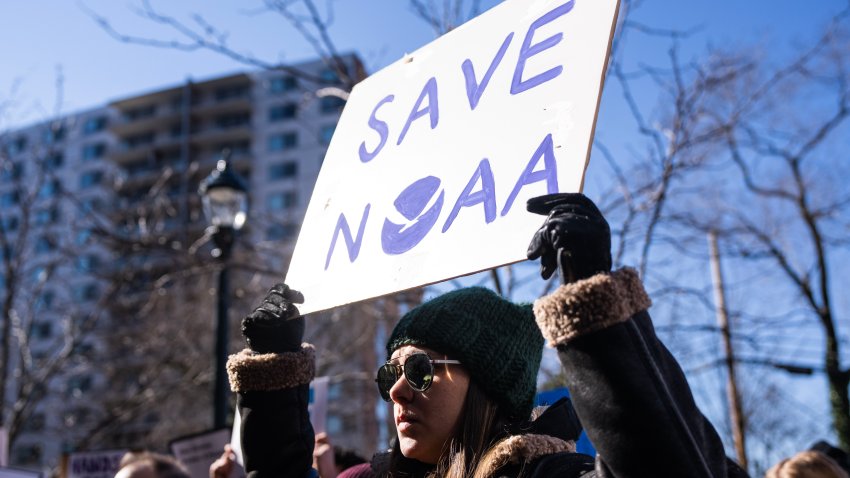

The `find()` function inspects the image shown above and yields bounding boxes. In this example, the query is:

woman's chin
[399,436,438,464]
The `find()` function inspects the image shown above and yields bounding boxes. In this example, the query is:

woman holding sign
[223,194,748,478]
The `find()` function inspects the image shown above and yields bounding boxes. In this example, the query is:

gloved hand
[241,283,305,354]
[526,193,612,284]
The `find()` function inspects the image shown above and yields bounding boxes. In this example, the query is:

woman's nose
[389,374,413,403]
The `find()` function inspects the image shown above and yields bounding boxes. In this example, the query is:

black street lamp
[199,152,248,429]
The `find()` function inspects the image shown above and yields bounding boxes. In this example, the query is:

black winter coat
[227,268,749,478]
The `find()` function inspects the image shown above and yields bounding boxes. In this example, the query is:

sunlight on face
[388,345,469,464]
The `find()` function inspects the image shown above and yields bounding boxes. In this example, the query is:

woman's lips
[396,410,419,430]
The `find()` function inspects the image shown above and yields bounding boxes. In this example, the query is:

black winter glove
[241,283,305,354]
[526,193,612,284]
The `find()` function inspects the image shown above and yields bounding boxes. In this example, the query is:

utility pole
[708,231,748,470]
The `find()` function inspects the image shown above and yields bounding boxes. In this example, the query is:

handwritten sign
[66,450,126,478]
[170,429,230,478]
[287,0,619,314]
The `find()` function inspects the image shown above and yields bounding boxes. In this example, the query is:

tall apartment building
[1,53,406,472]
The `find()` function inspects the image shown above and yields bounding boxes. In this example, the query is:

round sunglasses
[375,352,461,402]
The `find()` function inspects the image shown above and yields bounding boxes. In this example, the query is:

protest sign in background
[170,429,230,478]
[287,0,620,314]
[66,450,126,478]
[0,468,41,478]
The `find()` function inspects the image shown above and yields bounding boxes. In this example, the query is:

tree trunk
[824,319,850,450]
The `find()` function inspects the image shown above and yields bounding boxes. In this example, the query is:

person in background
[810,441,850,474]
[114,451,190,478]
[766,450,850,478]
[313,432,367,478]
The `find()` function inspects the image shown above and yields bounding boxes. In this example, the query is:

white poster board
[287,0,619,314]
[67,450,126,478]
[308,376,330,435]
[0,468,41,478]
[0,428,7,467]
[170,429,230,478]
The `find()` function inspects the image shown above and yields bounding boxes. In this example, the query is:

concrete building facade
[0,53,400,472]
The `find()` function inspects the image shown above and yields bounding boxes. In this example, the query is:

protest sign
[170,429,230,478]
[230,410,243,467]
[0,428,6,467]
[287,0,620,314]
[308,376,330,435]
[66,450,126,478]
[0,468,41,478]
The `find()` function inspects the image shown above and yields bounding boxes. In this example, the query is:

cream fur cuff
[533,268,651,347]
[226,344,315,392]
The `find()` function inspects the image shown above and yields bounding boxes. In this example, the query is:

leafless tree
[0,84,124,460]
[591,2,850,465]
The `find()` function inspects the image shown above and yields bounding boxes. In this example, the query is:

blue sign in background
[535,387,596,457]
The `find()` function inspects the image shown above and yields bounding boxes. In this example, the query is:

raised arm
[527,193,747,478]
[226,284,317,478]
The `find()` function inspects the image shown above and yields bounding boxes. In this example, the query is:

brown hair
[116,451,190,478]
[766,450,850,478]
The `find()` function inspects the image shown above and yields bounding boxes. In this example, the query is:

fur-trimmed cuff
[227,344,315,392]
[534,268,651,346]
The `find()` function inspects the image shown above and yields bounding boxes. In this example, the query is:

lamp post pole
[212,227,234,429]
[200,152,248,429]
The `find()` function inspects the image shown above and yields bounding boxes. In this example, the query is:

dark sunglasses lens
[376,364,397,401]
[404,354,434,391]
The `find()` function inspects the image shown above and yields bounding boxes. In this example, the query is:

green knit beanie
[386,287,543,418]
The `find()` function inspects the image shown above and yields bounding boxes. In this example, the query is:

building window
[269,103,297,122]
[80,198,104,215]
[46,152,64,170]
[124,105,156,121]
[1,190,20,207]
[1,162,23,182]
[0,216,19,232]
[44,124,66,143]
[34,207,60,227]
[76,254,100,273]
[38,178,62,199]
[268,132,298,152]
[6,136,28,155]
[319,96,346,114]
[79,170,104,188]
[35,235,56,254]
[66,374,93,398]
[268,161,298,180]
[13,444,42,466]
[266,223,298,241]
[326,414,342,435]
[73,283,99,302]
[83,116,108,134]
[76,228,92,246]
[320,68,341,84]
[266,191,298,211]
[319,124,336,145]
[215,112,251,129]
[31,266,48,283]
[37,290,55,310]
[24,413,46,432]
[269,76,298,93]
[215,85,250,101]
[33,321,53,340]
[214,140,251,156]
[82,143,106,161]
[123,132,155,149]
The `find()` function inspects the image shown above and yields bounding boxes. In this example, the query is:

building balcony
[109,109,183,137]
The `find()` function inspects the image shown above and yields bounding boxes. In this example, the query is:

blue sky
[1,1,846,129]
